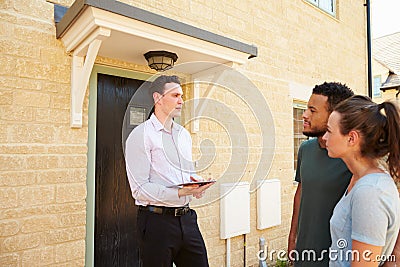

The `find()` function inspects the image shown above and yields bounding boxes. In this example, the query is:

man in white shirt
[125,75,213,267]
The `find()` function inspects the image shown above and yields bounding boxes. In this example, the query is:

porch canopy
[56,0,257,128]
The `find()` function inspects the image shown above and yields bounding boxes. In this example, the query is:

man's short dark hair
[312,82,354,112]
[149,75,181,95]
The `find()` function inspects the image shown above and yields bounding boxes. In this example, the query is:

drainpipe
[226,238,231,267]
[365,0,373,97]
[243,234,246,267]
[259,237,268,267]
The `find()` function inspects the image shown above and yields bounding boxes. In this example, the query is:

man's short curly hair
[312,82,354,112]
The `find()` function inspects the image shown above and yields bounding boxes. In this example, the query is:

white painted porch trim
[60,7,251,128]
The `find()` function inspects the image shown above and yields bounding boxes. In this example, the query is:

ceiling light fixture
[144,50,178,71]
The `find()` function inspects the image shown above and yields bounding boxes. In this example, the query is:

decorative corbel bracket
[70,27,111,128]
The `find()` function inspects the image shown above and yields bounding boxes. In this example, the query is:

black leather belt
[139,205,190,216]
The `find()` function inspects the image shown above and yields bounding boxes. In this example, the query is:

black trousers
[137,208,209,267]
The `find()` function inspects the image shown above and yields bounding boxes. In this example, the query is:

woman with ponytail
[322,95,400,267]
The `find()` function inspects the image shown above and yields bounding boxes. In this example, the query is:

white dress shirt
[125,114,194,207]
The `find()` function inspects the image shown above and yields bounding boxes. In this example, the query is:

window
[373,75,382,98]
[293,103,308,170]
[306,0,336,16]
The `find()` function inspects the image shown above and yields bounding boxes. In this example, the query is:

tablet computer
[167,180,216,188]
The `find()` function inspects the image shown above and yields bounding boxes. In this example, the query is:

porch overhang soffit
[56,0,258,128]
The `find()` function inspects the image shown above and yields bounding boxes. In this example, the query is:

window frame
[373,75,382,98]
[293,102,308,172]
[305,0,336,16]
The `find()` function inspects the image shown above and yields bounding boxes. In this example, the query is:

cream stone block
[0,105,33,122]
[54,126,89,144]
[0,76,42,91]
[48,145,87,154]
[16,15,54,33]
[2,201,83,221]
[0,39,40,59]
[34,109,51,123]
[15,59,53,80]
[0,90,12,105]
[42,81,69,94]
[43,226,85,245]
[1,233,41,253]
[46,203,86,215]
[49,0,75,7]
[57,155,87,169]
[207,244,226,258]
[1,206,43,220]
[13,26,56,47]
[0,0,13,9]
[8,124,55,143]
[0,171,36,186]
[14,91,50,108]
[26,155,59,170]
[227,15,246,33]
[0,203,84,222]
[35,108,69,124]
[59,212,86,227]
[40,48,68,65]
[19,186,55,207]
[21,246,55,267]
[248,135,262,147]
[0,10,17,23]
[209,256,226,267]
[190,1,213,20]
[13,0,53,18]
[0,220,20,237]
[0,253,19,266]
[21,215,59,234]
[245,124,263,135]
[0,144,46,154]
[54,240,85,263]
[231,250,244,266]
[37,169,85,184]
[56,183,86,203]
[48,63,71,83]
[0,55,18,76]
[51,95,70,109]
[0,155,25,171]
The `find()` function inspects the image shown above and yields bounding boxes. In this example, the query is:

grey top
[295,138,352,266]
[330,173,400,267]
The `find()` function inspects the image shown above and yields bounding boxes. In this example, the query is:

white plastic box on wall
[257,179,281,229]
[220,182,250,239]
